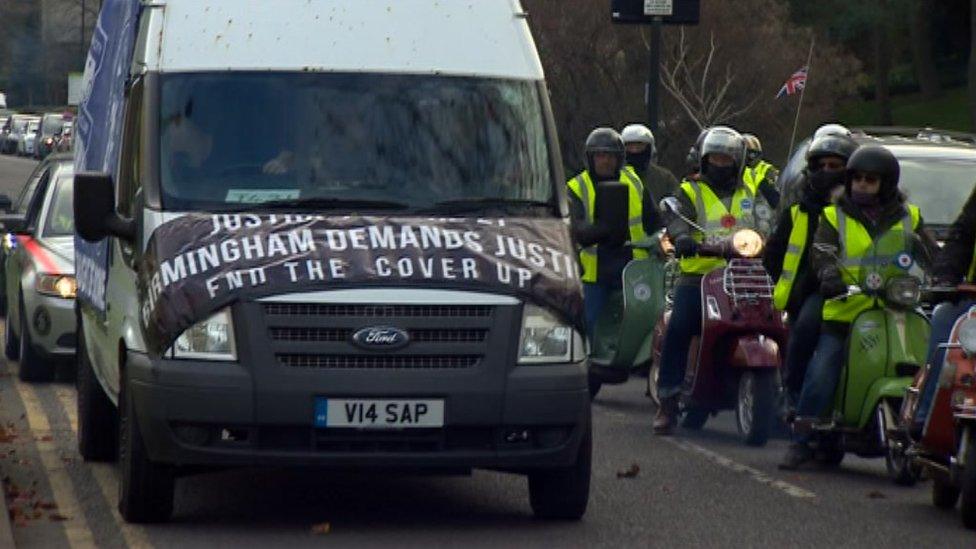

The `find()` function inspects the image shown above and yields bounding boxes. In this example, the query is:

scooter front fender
[729,335,781,369]
[857,376,915,429]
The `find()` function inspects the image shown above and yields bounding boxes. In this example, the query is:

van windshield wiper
[244,197,412,211]
[422,197,555,214]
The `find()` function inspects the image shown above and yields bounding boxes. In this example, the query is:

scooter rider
[742,133,781,209]
[622,124,679,231]
[654,126,762,434]
[780,145,938,469]
[912,184,976,435]
[568,127,655,338]
[764,133,858,410]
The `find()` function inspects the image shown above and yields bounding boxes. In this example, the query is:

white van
[74,0,590,523]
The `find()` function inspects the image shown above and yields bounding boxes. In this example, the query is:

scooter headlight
[732,229,764,258]
[518,304,582,364]
[885,276,921,308]
[957,317,976,356]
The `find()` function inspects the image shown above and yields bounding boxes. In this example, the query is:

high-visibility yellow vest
[773,204,809,311]
[567,168,648,283]
[677,179,758,275]
[743,161,776,194]
[821,204,922,323]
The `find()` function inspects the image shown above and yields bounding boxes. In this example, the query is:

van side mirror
[0,194,11,212]
[74,172,137,243]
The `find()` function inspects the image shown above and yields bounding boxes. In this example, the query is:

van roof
[149,0,544,80]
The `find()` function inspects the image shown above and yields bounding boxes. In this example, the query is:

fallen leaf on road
[616,463,640,478]
[867,491,886,499]
[311,522,332,535]
[34,435,53,442]
[661,485,673,494]
[35,501,56,510]
[48,513,70,521]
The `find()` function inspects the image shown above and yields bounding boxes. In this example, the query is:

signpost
[611,0,700,133]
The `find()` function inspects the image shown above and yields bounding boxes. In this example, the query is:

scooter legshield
[606,256,669,370]
[842,308,929,428]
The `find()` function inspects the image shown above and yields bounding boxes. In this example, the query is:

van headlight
[518,304,581,364]
[958,318,976,356]
[168,308,236,361]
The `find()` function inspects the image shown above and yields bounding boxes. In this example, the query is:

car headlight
[958,317,976,356]
[518,304,581,364]
[168,308,237,361]
[36,274,76,299]
[885,276,921,308]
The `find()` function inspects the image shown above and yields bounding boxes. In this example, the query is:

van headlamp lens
[518,304,577,364]
[169,308,236,361]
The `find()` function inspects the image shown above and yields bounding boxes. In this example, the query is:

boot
[778,441,814,470]
[653,396,679,435]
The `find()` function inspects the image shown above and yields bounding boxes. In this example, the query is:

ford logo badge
[352,326,410,350]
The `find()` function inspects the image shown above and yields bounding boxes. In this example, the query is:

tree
[909,0,943,99]
[970,0,976,129]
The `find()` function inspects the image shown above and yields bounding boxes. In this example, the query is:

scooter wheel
[735,370,775,447]
[960,429,976,529]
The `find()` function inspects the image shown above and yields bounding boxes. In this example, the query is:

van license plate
[314,398,444,428]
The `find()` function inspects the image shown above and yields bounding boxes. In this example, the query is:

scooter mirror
[659,197,681,215]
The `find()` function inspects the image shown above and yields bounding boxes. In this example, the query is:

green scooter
[795,243,929,480]
[584,177,673,399]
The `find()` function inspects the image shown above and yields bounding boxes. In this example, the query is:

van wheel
[960,429,976,529]
[588,378,602,399]
[933,477,960,509]
[735,370,775,447]
[18,295,54,382]
[4,306,18,361]
[528,423,591,520]
[77,322,117,461]
[118,368,174,523]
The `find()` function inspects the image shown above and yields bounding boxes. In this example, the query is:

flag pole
[785,36,816,167]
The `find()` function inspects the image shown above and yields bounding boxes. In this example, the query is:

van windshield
[159,73,555,213]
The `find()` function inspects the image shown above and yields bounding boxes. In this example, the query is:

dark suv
[779,127,976,240]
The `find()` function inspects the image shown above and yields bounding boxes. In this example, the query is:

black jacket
[763,190,828,316]
[932,184,976,283]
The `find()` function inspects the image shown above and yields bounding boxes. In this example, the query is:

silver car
[1,156,76,381]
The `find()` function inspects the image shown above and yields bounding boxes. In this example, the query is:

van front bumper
[126,350,589,471]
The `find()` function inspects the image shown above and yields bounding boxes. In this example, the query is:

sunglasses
[816,159,846,171]
[851,172,881,184]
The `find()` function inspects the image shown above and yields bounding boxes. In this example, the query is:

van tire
[18,295,54,382]
[76,322,117,462]
[118,368,174,523]
[588,378,602,399]
[529,423,591,520]
[4,305,18,361]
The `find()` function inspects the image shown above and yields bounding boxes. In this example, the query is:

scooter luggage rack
[722,259,774,304]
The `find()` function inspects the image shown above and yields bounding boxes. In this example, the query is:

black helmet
[845,145,900,200]
[584,127,625,180]
[806,134,858,171]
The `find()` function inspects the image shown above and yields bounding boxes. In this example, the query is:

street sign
[611,0,700,25]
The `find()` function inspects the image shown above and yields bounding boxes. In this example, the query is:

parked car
[2,115,37,155]
[779,127,976,241]
[0,115,10,145]
[18,119,40,157]
[53,120,74,153]
[33,113,65,160]
[0,153,76,381]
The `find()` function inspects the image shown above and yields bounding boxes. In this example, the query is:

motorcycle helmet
[699,126,746,174]
[584,127,625,180]
[742,133,762,166]
[621,123,656,167]
[806,134,859,171]
[813,123,852,140]
[845,145,900,201]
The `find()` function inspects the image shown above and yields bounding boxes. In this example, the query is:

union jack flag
[776,66,808,99]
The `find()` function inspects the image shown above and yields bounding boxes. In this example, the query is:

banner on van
[73,0,141,313]
[138,214,584,354]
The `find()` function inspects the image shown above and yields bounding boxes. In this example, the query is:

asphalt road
[0,153,972,547]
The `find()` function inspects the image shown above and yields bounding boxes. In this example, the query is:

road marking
[664,437,817,500]
[54,385,154,549]
[16,380,98,548]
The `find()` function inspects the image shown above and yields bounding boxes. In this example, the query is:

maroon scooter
[651,202,788,446]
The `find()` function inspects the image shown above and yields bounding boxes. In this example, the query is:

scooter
[794,243,929,477]
[586,184,672,399]
[897,284,976,529]
[650,199,788,446]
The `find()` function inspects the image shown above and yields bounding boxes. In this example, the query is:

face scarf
[704,164,738,191]
[808,170,845,197]
[850,190,883,222]
[626,149,653,172]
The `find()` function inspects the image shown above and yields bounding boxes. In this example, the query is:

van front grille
[277,354,481,370]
